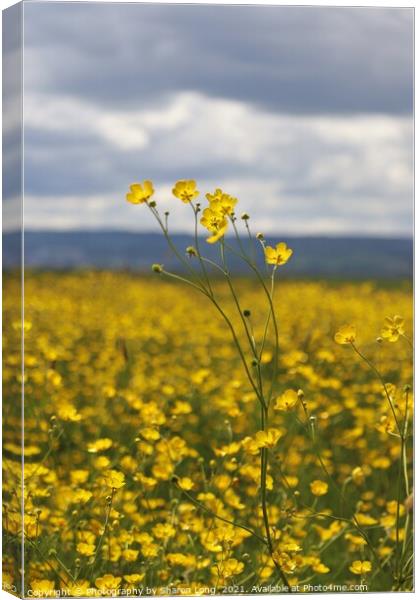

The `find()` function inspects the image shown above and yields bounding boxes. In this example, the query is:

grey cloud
[23,3,413,114]
[18,3,413,236]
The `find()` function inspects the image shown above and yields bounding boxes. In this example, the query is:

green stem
[189,201,213,296]
[224,240,280,406]
[350,342,403,437]
[396,388,411,586]
[88,489,115,577]
[162,269,262,402]
[220,240,266,408]
[173,483,266,544]
[148,204,206,290]
[259,405,291,591]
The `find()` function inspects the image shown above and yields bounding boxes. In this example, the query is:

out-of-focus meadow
[3,272,413,595]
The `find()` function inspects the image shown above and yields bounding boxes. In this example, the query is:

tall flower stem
[143,196,291,590]
[350,342,402,437]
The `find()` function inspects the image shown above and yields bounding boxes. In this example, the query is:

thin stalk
[402,333,413,349]
[147,204,206,290]
[162,269,262,403]
[25,539,70,587]
[350,342,403,437]
[259,405,291,591]
[220,240,266,407]
[395,387,411,586]
[189,201,213,296]
[88,489,115,577]
[296,396,382,569]
[244,219,257,266]
[173,482,266,544]
[224,240,280,406]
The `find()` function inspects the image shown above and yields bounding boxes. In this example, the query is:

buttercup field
[2,3,413,597]
[3,180,413,595]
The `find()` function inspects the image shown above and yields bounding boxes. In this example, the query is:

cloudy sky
[8,2,415,235]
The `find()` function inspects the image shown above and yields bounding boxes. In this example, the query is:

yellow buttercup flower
[178,477,194,491]
[102,469,125,490]
[95,575,122,592]
[264,242,293,266]
[29,580,56,597]
[87,437,113,453]
[381,315,405,342]
[77,542,95,557]
[211,558,244,578]
[126,180,154,204]
[274,389,299,411]
[334,324,356,345]
[310,480,328,496]
[254,428,282,449]
[124,574,145,584]
[122,549,139,562]
[172,180,200,203]
[349,560,372,575]
[200,207,228,244]
[66,581,92,597]
[152,522,176,539]
[205,188,237,216]
[312,559,330,574]
[140,426,160,441]
[71,489,92,504]
[351,466,365,486]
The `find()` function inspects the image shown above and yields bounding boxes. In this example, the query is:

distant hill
[3,230,413,278]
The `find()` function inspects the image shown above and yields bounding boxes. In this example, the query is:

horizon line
[3,228,414,241]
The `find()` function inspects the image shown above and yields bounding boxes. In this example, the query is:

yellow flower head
[200,207,228,244]
[381,315,405,342]
[205,188,237,216]
[178,477,194,491]
[126,180,154,204]
[124,574,145,584]
[274,389,299,411]
[76,542,96,557]
[172,180,200,203]
[71,489,93,504]
[351,466,365,486]
[254,427,282,449]
[29,580,56,597]
[349,560,372,575]
[87,437,113,453]
[264,242,293,266]
[310,480,328,496]
[102,469,125,490]
[152,522,176,539]
[95,575,122,592]
[334,324,356,345]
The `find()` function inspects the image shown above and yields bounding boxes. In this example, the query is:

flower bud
[243,309,251,317]
[152,263,163,273]
[241,213,250,220]
[186,246,198,257]
[256,232,265,240]
[351,466,365,486]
